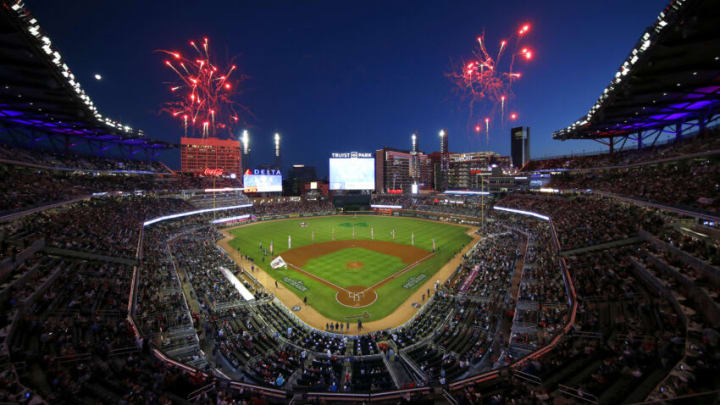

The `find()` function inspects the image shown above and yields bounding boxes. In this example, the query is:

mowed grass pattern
[228,215,472,321]
[303,248,407,288]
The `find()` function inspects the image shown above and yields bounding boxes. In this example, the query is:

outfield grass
[227,215,472,321]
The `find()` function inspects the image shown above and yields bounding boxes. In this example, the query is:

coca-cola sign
[203,168,223,176]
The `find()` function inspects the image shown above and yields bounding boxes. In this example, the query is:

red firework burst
[448,23,534,142]
[158,38,247,138]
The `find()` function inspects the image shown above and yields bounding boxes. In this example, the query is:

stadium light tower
[439,129,449,162]
[274,132,281,168]
[241,129,250,174]
[438,129,449,191]
[241,130,250,154]
[410,133,419,184]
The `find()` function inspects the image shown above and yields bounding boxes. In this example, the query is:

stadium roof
[0,1,174,150]
[553,0,720,141]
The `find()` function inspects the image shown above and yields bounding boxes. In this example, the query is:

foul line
[365,252,436,292]
[286,262,351,294]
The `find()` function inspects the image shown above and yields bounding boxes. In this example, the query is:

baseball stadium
[1,0,719,404]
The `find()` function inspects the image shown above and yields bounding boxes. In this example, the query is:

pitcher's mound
[346,261,365,269]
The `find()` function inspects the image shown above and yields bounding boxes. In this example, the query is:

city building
[287,164,317,195]
[375,147,432,193]
[303,180,330,197]
[511,126,531,168]
[180,137,242,176]
[447,152,510,189]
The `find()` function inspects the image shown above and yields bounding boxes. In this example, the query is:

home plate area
[336,285,377,307]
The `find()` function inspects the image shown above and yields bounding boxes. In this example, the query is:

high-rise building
[375,147,432,193]
[510,126,530,168]
[180,137,242,176]
[410,133,419,182]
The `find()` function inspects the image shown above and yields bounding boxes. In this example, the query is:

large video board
[329,152,374,190]
[243,169,282,193]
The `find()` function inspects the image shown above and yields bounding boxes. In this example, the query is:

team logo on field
[403,274,427,289]
[282,277,308,292]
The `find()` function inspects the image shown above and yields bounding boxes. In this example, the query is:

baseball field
[227,215,473,322]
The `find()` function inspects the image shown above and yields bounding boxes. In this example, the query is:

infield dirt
[282,239,428,266]
[278,240,432,307]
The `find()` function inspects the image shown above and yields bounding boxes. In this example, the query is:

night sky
[29,1,665,177]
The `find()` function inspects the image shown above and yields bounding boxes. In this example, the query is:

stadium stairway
[382,349,418,388]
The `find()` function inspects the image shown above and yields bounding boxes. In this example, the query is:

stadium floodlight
[439,129,445,137]
[274,132,280,157]
[241,129,250,154]
[94,73,102,80]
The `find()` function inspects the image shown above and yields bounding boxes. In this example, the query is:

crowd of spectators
[0,164,250,217]
[496,193,664,250]
[511,226,568,354]
[6,251,207,404]
[659,227,720,266]
[452,241,700,403]
[524,129,720,171]
[0,145,251,216]
[0,163,167,215]
[187,191,251,209]
[1,196,193,258]
[456,232,520,300]
[170,227,250,310]
[549,157,720,213]
[0,143,170,173]
[371,193,491,219]
[252,199,334,216]
[370,194,418,208]
[380,295,455,350]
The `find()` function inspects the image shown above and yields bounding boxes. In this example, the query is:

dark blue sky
[30,0,665,177]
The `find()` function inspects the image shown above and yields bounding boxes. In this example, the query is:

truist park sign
[331,152,372,159]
